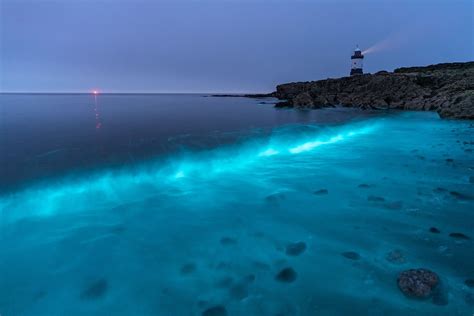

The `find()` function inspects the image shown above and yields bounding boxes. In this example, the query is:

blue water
[1,95,473,315]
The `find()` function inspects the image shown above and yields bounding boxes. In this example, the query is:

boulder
[397,268,439,299]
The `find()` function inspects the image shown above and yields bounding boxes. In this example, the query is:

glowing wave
[0,120,379,222]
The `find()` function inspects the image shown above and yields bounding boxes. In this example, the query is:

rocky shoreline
[270,62,474,120]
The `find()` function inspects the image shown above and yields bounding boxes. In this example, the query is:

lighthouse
[350,46,364,76]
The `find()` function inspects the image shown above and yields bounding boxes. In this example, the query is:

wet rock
[180,263,197,275]
[358,184,371,188]
[202,305,228,316]
[465,279,474,288]
[285,242,307,256]
[445,158,454,163]
[220,237,237,246]
[342,251,360,260]
[429,227,441,234]
[397,269,439,299]
[449,191,473,201]
[80,278,108,300]
[275,267,297,283]
[368,195,385,202]
[449,232,470,240]
[313,189,328,195]
[386,250,406,264]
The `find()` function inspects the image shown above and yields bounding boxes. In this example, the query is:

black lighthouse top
[351,47,364,59]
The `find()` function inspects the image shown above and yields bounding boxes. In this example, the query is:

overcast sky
[1,0,473,93]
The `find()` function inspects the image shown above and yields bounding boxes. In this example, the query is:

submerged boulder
[397,268,439,299]
[202,305,227,316]
[80,278,108,300]
[342,251,360,260]
[275,267,297,283]
[449,232,470,240]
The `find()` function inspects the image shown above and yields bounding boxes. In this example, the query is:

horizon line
[0,91,270,96]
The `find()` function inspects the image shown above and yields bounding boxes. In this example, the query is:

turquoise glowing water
[1,101,473,315]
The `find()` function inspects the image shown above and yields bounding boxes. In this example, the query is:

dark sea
[0,94,473,315]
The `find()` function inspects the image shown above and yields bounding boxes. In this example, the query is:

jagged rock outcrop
[273,62,474,119]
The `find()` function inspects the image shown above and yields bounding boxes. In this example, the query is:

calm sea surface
[0,94,473,315]
[0,94,375,192]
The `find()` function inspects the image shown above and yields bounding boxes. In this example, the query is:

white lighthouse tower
[350,46,364,76]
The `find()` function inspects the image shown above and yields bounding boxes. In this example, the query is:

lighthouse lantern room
[350,46,364,76]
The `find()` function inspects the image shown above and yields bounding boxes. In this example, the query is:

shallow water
[1,97,474,315]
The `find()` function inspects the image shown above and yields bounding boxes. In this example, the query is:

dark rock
[465,279,474,288]
[429,227,441,234]
[202,305,228,316]
[445,158,454,163]
[368,195,385,202]
[220,237,237,246]
[397,268,439,299]
[272,62,474,120]
[285,242,307,256]
[433,187,448,193]
[386,250,406,264]
[449,191,473,201]
[275,267,297,283]
[342,251,360,260]
[313,189,328,195]
[449,232,470,240]
[80,278,108,300]
[180,263,197,275]
[358,184,371,188]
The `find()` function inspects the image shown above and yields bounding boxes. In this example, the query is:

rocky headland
[271,62,474,119]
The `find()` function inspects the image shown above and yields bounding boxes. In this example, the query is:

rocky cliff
[273,62,474,119]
